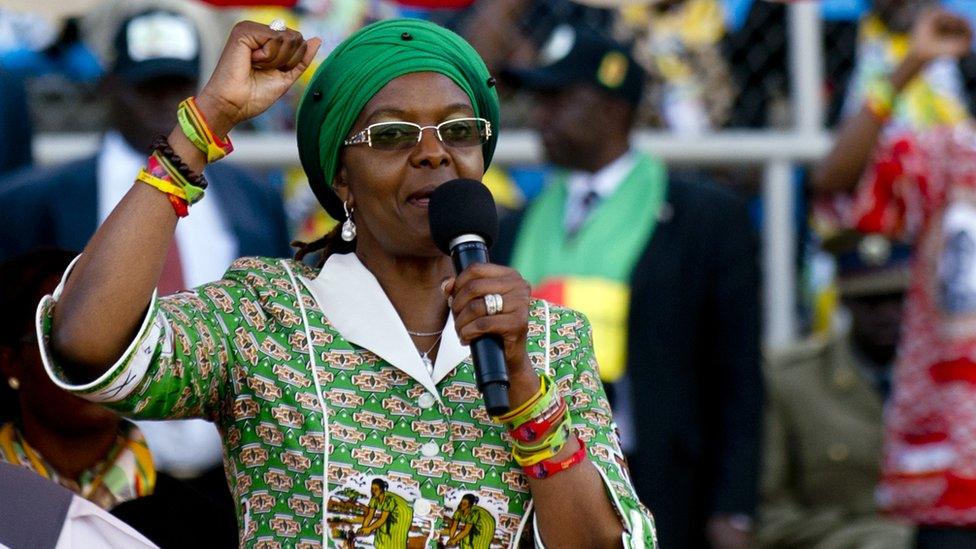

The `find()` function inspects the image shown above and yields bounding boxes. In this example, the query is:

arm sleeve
[704,195,764,516]
[537,306,658,548]
[36,257,262,422]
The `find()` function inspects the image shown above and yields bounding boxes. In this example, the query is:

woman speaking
[38,17,655,548]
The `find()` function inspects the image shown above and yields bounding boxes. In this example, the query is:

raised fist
[195,21,321,136]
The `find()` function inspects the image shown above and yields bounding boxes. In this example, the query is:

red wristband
[522,436,586,480]
[510,398,567,444]
[167,194,189,218]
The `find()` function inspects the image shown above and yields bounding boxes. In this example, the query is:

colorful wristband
[494,373,548,424]
[512,421,571,466]
[167,194,190,218]
[148,152,205,205]
[510,397,567,445]
[522,436,586,480]
[864,79,895,122]
[137,168,188,201]
[177,97,233,163]
[497,375,559,430]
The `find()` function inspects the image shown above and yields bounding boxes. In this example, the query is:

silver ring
[268,18,287,32]
[484,293,503,316]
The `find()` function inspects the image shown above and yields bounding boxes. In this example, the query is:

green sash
[510,153,667,381]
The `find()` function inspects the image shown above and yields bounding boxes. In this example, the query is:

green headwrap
[295,18,500,221]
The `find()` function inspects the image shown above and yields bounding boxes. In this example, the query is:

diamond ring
[268,18,286,32]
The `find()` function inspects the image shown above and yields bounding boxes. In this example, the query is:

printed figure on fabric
[445,493,496,549]
[358,479,414,548]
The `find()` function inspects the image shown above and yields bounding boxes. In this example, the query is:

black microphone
[429,178,509,416]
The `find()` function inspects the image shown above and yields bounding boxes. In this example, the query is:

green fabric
[295,18,500,219]
[511,153,668,285]
[38,256,658,547]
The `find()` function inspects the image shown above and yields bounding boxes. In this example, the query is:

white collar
[301,253,470,399]
[567,150,637,200]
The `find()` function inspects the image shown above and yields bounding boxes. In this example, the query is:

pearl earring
[7,377,19,390]
[341,201,357,242]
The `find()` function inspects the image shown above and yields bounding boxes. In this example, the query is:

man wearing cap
[493,23,762,549]
[0,5,288,537]
[759,231,914,548]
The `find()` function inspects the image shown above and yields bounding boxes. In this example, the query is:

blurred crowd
[4,0,976,548]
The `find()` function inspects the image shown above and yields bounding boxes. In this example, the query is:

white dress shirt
[563,150,638,233]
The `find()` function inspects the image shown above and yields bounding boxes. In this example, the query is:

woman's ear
[332,166,352,204]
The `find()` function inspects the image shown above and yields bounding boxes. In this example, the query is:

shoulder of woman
[223,256,315,283]
[528,299,590,329]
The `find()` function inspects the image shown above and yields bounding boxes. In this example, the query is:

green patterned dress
[38,253,656,548]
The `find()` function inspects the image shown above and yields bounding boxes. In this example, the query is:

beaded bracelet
[151,135,208,191]
[522,436,586,480]
[177,97,234,163]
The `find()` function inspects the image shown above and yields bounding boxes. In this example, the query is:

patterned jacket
[38,253,656,548]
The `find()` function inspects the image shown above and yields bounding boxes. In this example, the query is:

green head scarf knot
[296,18,500,221]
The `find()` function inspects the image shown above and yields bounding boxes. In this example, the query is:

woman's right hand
[195,21,321,136]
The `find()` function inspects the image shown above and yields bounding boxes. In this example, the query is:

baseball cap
[501,23,645,106]
[110,9,200,83]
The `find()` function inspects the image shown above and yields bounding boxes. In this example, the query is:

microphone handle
[451,240,510,416]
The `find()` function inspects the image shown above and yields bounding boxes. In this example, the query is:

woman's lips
[406,185,438,208]
[408,196,431,208]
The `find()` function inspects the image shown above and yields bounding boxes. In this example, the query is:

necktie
[567,187,601,237]
[158,236,186,296]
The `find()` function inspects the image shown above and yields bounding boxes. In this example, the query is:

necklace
[406,328,444,337]
[417,333,443,375]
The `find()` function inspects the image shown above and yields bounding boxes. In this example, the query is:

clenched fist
[195,21,321,137]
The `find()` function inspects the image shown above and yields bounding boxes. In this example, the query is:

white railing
[31,2,829,349]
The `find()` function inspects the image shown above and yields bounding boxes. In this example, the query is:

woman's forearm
[51,125,209,380]
[812,55,924,193]
[528,440,624,548]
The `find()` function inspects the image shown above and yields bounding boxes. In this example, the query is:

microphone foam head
[428,179,498,255]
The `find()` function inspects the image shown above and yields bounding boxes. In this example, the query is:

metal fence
[32,1,832,350]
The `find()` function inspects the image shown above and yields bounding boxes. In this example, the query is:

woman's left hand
[444,263,534,382]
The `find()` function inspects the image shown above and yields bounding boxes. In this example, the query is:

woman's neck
[17,411,119,481]
[355,247,454,335]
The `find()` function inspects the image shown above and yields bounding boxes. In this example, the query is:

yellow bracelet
[137,169,188,201]
[494,373,550,425]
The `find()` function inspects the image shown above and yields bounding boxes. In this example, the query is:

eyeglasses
[343,117,492,150]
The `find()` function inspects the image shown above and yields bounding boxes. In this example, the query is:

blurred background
[0,0,927,350]
[6,1,976,547]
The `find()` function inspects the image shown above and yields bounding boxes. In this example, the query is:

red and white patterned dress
[862,124,976,524]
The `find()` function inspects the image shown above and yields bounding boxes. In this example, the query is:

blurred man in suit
[495,23,763,549]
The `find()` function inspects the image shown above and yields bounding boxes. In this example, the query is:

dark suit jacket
[495,174,763,548]
[0,155,291,262]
